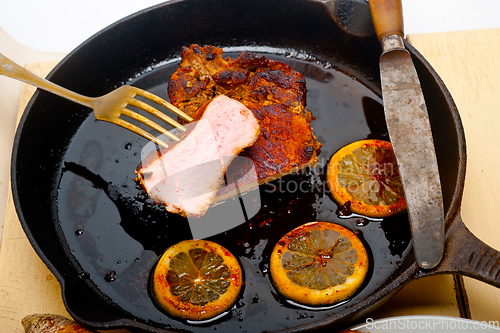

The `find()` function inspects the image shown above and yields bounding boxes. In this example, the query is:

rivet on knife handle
[369,0,445,269]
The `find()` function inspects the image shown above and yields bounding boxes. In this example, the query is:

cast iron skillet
[11,0,500,332]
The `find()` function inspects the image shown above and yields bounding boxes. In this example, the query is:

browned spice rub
[168,44,322,194]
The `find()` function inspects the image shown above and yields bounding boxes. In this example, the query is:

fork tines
[121,87,193,148]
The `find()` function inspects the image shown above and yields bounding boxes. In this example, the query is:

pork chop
[168,44,321,197]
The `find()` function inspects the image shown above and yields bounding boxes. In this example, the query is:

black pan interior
[11,0,464,332]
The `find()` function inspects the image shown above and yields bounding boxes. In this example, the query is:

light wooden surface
[1,29,500,332]
[408,28,500,323]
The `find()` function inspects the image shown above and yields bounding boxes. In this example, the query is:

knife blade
[369,0,445,269]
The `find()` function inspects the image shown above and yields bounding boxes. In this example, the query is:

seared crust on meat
[168,45,321,192]
[169,45,306,117]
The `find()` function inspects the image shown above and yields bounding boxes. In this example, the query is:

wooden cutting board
[1,28,499,332]
[408,28,500,323]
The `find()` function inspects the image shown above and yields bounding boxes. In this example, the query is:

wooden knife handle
[369,0,404,41]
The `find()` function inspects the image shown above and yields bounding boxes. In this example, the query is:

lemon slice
[327,139,406,217]
[270,222,369,306]
[152,239,243,321]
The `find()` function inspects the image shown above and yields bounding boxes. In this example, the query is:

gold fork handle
[0,52,94,108]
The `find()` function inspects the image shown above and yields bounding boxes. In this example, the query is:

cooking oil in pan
[56,52,412,332]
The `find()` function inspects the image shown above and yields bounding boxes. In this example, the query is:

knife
[369,0,445,269]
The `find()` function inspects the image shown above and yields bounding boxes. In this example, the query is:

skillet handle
[368,0,404,41]
[433,213,500,287]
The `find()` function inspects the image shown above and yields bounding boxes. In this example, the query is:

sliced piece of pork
[135,95,260,217]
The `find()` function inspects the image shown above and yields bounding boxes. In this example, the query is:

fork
[0,52,192,148]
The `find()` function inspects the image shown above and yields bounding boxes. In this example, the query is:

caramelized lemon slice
[327,139,406,217]
[152,239,243,321]
[270,222,368,306]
